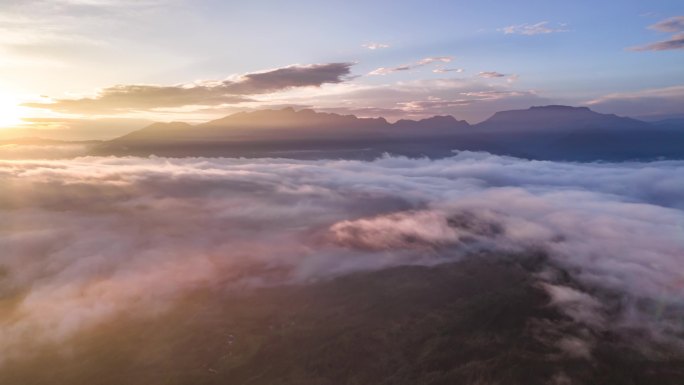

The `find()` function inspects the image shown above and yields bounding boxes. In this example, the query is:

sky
[0,0,683,139]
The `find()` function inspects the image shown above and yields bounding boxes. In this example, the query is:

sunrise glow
[0,1,683,384]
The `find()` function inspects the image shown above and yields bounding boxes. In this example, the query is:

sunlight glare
[0,93,25,128]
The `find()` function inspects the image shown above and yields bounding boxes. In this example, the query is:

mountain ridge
[89,105,684,161]
[117,105,655,136]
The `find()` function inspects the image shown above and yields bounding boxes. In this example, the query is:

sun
[0,93,25,128]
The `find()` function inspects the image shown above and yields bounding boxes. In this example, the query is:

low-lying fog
[1,152,683,381]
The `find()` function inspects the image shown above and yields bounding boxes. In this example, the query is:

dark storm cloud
[23,63,354,114]
[0,153,683,363]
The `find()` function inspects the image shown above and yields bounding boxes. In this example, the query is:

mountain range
[10,105,684,161]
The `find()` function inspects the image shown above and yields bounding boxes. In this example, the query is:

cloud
[369,67,409,76]
[0,152,683,364]
[362,42,390,50]
[630,32,684,51]
[541,283,606,330]
[0,0,187,64]
[499,21,569,35]
[23,63,355,114]
[0,117,152,141]
[396,98,473,112]
[478,71,506,78]
[649,16,684,32]
[586,85,684,117]
[432,67,464,73]
[228,63,354,93]
[0,143,90,159]
[369,56,453,75]
[416,56,452,65]
[286,77,546,122]
[460,90,529,100]
[52,0,169,7]
[476,71,519,84]
[630,16,684,51]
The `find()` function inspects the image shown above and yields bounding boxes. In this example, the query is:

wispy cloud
[499,21,569,35]
[586,85,684,117]
[362,42,390,50]
[460,90,528,100]
[478,71,506,78]
[256,77,543,122]
[476,72,519,83]
[649,16,684,32]
[432,68,464,74]
[630,33,684,51]
[416,56,452,65]
[630,16,684,51]
[507,74,520,83]
[397,98,473,111]
[369,56,453,75]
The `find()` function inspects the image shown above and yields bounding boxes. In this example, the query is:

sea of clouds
[0,152,683,361]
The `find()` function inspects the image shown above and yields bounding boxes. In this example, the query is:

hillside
[3,258,682,385]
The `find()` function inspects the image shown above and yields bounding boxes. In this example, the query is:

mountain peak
[489,105,597,120]
[93,106,683,161]
[421,115,460,123]
[529,105,592,112]
[142,121,192,131]
[393,115,469,130]
[478,105,647,132]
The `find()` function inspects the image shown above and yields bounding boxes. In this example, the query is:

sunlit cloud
[3,117,153,141]
[23,63,355,114]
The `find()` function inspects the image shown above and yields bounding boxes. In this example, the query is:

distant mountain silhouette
[467,105,682,160]
[393,115,470,132]
[477,105,647,132]
[91,106,684,161]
